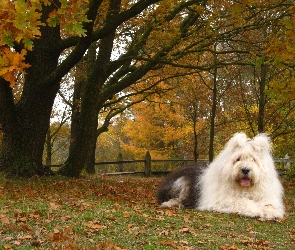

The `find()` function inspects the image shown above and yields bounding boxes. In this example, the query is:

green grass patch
[0,174,294,249]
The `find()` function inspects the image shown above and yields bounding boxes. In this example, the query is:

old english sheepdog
[157,133,285,219]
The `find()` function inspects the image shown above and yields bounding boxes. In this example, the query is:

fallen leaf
[179,226,196,234]
[182,215,192,223]
[123,212,130,218]
[157,230,170,236]
[20,223,32,231]
[13,241,22,246]
[220,245,238,250]
[179,240,189,245]
[94,241,127,250]
[160,240,178,249]
[20,235,33,240]
[18,217,27,222]
[49,202,61,210]
[31,241,42,247]
[84,221,107,233]
[1,214,10,224]
[164,209,175,216]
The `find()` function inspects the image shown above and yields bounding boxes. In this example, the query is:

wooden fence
[95,151,294,177]
[49,152,293,176]
[95,151,208,176]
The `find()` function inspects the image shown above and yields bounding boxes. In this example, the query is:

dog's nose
[241,168,250,175]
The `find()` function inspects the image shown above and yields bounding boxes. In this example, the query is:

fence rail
[50,152,294,176]
[95,154,208,176]
[94,152,293,176]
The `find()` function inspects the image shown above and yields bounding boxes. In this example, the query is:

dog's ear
[225,132,248,151]
[252,133,272,153]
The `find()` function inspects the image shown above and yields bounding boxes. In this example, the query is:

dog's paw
[160,199,183,208]
[262,204,284,220]
[239,209,264,218]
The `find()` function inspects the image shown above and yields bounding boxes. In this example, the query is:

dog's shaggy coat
[157,133,285,219]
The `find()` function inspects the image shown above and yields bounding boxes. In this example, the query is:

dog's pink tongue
[241,178,251,187]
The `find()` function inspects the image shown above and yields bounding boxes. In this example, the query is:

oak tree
[0,0,161,177]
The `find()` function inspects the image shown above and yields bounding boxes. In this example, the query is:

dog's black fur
[157,165,204,208]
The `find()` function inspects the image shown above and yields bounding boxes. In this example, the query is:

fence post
[117,153,123,172]
[284,154,290,169]
[144,151,151,177]
[182,154,187,168]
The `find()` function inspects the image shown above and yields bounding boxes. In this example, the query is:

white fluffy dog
[157,133,285,220]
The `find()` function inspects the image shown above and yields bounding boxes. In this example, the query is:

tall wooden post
[182,155,187,168]
[117,153,123,172]
[144,151,151,177]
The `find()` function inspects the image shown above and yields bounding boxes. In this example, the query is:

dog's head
[232,153,259,188]
[223,133,272,188]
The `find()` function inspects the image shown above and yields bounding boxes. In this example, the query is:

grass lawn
[0,174,294,249]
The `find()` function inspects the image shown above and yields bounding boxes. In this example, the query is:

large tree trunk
[0,3,61,177]
[58,81,101,177]
[85,136,98,174]
[59,1,121,177]
[45,130,52,166]
[66,45,99,176]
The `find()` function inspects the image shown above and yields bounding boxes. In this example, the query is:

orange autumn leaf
[0,47,30,87]
[4,244,13,249]
[0,0,89,87]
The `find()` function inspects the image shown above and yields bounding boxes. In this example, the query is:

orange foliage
[0,47,30,87]
[0,0,89,87]
[0,0,44,87]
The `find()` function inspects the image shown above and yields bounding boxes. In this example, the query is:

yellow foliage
[0,0,89,87]
[0,47,30,87]
[0,0,44,86]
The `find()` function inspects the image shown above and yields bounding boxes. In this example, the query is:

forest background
[1,0,295,178]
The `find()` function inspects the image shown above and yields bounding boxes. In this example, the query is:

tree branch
[59,0,161,51]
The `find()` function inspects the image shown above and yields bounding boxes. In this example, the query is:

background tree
[121,86,188,159]
[58,0,210,177]
[0,124,2,152]
[44,118,70,166]
[109,0,295,162]
[0,0,160,177]
[1,0,65,177]
[177,74,211,161]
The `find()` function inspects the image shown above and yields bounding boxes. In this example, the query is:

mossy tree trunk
[0,2,61,177]
[0,0,101,177]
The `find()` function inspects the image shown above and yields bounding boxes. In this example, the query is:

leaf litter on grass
[0,174,294,249]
